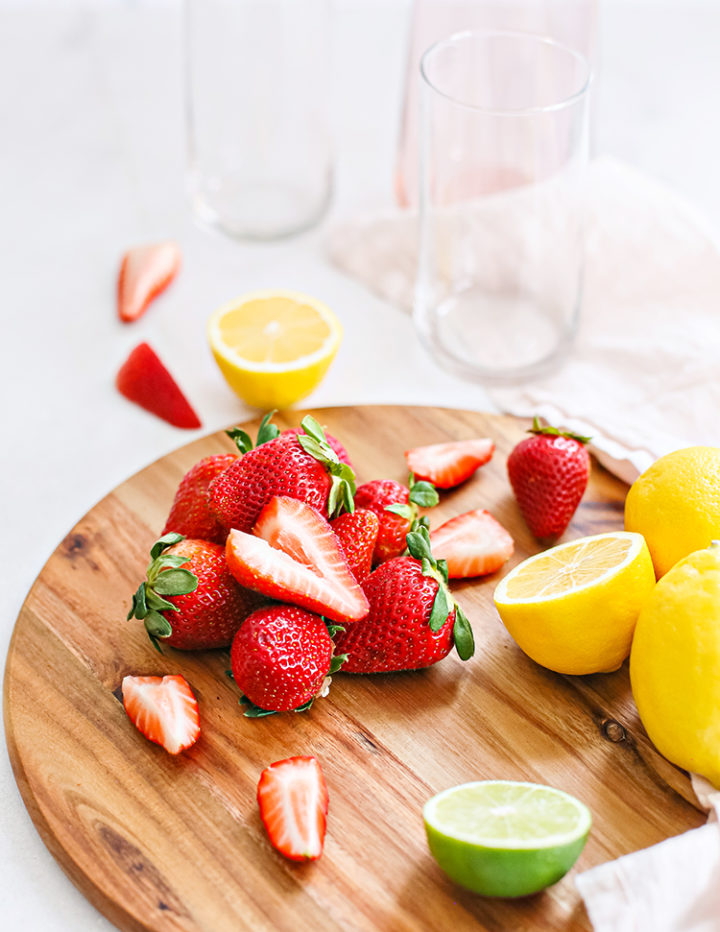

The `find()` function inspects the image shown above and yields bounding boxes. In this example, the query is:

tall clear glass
[185,0,333,241]
[414,30,591,384]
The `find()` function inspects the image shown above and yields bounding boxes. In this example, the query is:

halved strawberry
[330,509,379,583]
[118,241,181,323]
[121,674,200,755]
[405,439,494,489]
[257,756,329,861]
[225,496,369,624]
[430,509,514,578]
[116,342,201,429]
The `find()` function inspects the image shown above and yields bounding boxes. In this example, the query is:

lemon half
[207,290,342,409]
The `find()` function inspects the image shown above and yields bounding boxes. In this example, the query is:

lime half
[423,780,591,898]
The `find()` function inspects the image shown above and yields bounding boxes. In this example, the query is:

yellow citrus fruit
[624,446,720,578]
[630,542,720,788]
[207,290,342,409]
[493,532,655,675]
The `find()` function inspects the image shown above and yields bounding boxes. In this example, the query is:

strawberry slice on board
[405,439,494,489]
[430,509,514,579]
[225,496,369,624]
[257,756,329,862]
[121,674,200,755]
[118,241,181,323]
[116,342,201,429]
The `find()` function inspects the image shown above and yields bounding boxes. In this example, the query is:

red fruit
[121,674,200,755]
[256,756,329,861]
[231,605,335,712]
[430,509,514,578]
[163,454,237,544]
[331,509,379,583]
[354,478,438,564]
[127,534,264,650]
[405,438,494,489]
[116,342,201,429]
[118,241,181,323]
[507,418,591,540]
[225,496,369,624]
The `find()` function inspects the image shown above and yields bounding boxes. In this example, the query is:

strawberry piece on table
[334,525,474,672]
[225,496,369,624]
[257,756,329,861]
[430,509,514,578]
[163,454,237,544]
[354,476,438,564]
[507,417,591,541]
[118,241,181,323]
[116,342,201,429]
[330,509,379,583]
[121,674,200,755]
[405,438,494,489]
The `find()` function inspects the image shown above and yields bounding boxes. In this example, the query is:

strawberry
[231,605,345,714]
[162,454,237,544]
[225,496,369,624]
[116,342,201,429]
[209,415,355,533]
[117,241,181,323]
[330,509,379,583]
[256,757,329,861]
[405,438,494,489]
[280,426,353,469]
[127,533,264,650]
[507,418,591,540]
[121,674,200,754]
[354,476,438,564]
[334,526,474,672]
[430,509,514,578]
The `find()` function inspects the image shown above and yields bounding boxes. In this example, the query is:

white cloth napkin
[328,157,720,484]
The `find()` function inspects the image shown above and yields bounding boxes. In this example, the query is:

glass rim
[419,29,592,116]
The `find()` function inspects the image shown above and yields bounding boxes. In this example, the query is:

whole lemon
[630,542,720,788]
[624,446,720,577]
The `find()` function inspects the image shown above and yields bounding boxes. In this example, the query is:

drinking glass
[185,0,333,241]
[414,30,591,384]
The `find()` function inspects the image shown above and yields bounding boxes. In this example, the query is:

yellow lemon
[630,542,720,788]
[493,532,655,675]
[624,446,720,577]
[207,290,342,409]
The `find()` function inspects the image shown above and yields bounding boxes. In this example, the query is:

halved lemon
[207,290,342,409]
[493,532,655,675]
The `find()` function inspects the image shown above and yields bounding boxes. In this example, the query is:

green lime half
[423,780,591,898]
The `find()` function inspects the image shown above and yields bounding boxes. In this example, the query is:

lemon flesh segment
[494,532,656,675]
[424,780,591,898]
[207,290,342,409]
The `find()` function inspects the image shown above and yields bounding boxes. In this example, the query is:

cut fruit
[423,780,591,898]
[430,509,513,578]
[116,342,201,429]
[121,674,200,755]
[257,756,329,861]
[493,531,655,675]
[406,439,494,489]
[207,290,342,409]
[118,241,181,323]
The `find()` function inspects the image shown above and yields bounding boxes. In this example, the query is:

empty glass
[414,30,591,384]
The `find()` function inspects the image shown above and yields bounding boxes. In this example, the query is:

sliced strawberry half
[116,342,201,429]
[330,509,379,583]
[121,674,200,755]
[405,439,494,489]
[257,756,329,861]
[225,496,369,624]
[118,241,181,323]
[430,509,514,578]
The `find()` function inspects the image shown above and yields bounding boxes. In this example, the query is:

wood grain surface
[4,406,705,932]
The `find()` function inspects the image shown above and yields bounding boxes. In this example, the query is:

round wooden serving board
[4,406,704,932]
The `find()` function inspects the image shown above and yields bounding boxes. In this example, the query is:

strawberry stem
[226,410,280,453]
[297,415,356,518]
[528,416,591,445]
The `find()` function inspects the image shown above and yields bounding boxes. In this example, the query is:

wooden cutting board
[4,406,704,932]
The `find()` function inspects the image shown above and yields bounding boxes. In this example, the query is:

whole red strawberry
[209,415,356,533]
[334,527,474,672]
[507,418,591,541]
[127,533,264,650]
[231,605,346,714]
[354,477,438,564]
[330,509,379,583]
[162,454,237,544]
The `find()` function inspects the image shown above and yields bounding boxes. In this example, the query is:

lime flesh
[423,780,591,898]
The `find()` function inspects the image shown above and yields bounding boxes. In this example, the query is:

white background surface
[2,1,720,929]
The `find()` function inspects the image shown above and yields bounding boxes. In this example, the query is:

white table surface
[2,1,719,929]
